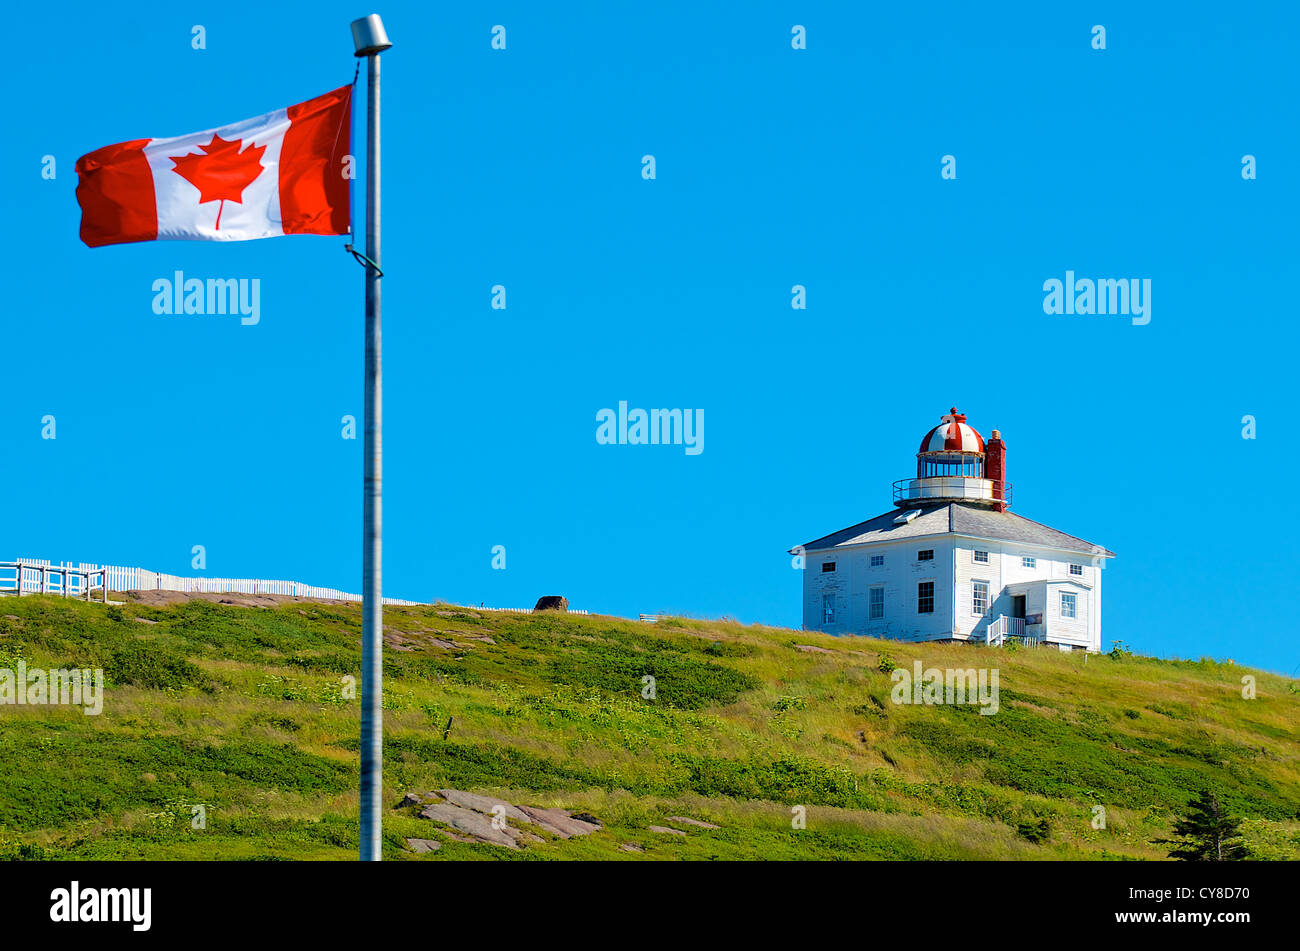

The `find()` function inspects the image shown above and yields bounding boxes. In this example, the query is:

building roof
[794,502,1115,557]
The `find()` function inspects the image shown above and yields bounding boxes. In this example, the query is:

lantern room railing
[892,478,1012,507]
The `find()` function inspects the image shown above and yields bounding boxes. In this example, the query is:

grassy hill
[1,593,1297,860]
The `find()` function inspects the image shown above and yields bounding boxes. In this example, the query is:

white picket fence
[474,605,588,616]
[0,561,110,601]
[1,556,589,615]
[2,558,419,606]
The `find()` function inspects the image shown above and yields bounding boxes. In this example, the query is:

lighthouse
[792,409,1114,650]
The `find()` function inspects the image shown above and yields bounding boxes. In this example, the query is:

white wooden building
[792,409,1114,651]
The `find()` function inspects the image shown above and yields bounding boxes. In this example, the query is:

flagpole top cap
[351,14,392,56]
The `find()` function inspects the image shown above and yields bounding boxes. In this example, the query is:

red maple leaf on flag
[169,133,268,231]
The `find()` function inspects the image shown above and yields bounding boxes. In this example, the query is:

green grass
[0,595,1296,860]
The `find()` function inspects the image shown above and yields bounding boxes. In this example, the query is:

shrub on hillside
[1016,816,1051,843]
[108,645,215,693]
[1159,791,1250,861]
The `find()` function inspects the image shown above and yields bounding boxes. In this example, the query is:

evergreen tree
[1160,791,1249,861]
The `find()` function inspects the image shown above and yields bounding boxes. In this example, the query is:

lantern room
[893,408,1011,510]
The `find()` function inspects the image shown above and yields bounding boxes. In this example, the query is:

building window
[822,592,836,625]
[972,580,989,615]
[1069,563,1083,576]
[918,549,934,561]
[917,581,934,614]
[1061,592,1077,619]
[1022,556,1036,569]
[973,550,989,563]
[821,561,836,573]
[870,554,884,567]
[869,586,885,620]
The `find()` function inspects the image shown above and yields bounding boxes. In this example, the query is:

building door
[1011,595,1026,619]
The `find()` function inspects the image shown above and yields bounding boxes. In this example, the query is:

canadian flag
[75,86,352,248]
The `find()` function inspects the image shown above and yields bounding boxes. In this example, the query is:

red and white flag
[75,86,352,248]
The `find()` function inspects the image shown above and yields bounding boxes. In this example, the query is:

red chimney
[986,429,1007,512]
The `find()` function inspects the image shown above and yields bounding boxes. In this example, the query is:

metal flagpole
[350,12,392,863]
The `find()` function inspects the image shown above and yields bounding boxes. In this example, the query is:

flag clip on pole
[351,12,392,864]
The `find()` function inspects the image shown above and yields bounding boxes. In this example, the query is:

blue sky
[4,2,1297,673]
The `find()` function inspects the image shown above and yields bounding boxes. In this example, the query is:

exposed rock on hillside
[402,789,600,851]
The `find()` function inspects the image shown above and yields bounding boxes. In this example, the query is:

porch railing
[985,614,1039,647]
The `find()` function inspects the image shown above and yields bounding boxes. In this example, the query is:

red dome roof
[918,408,985,454]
